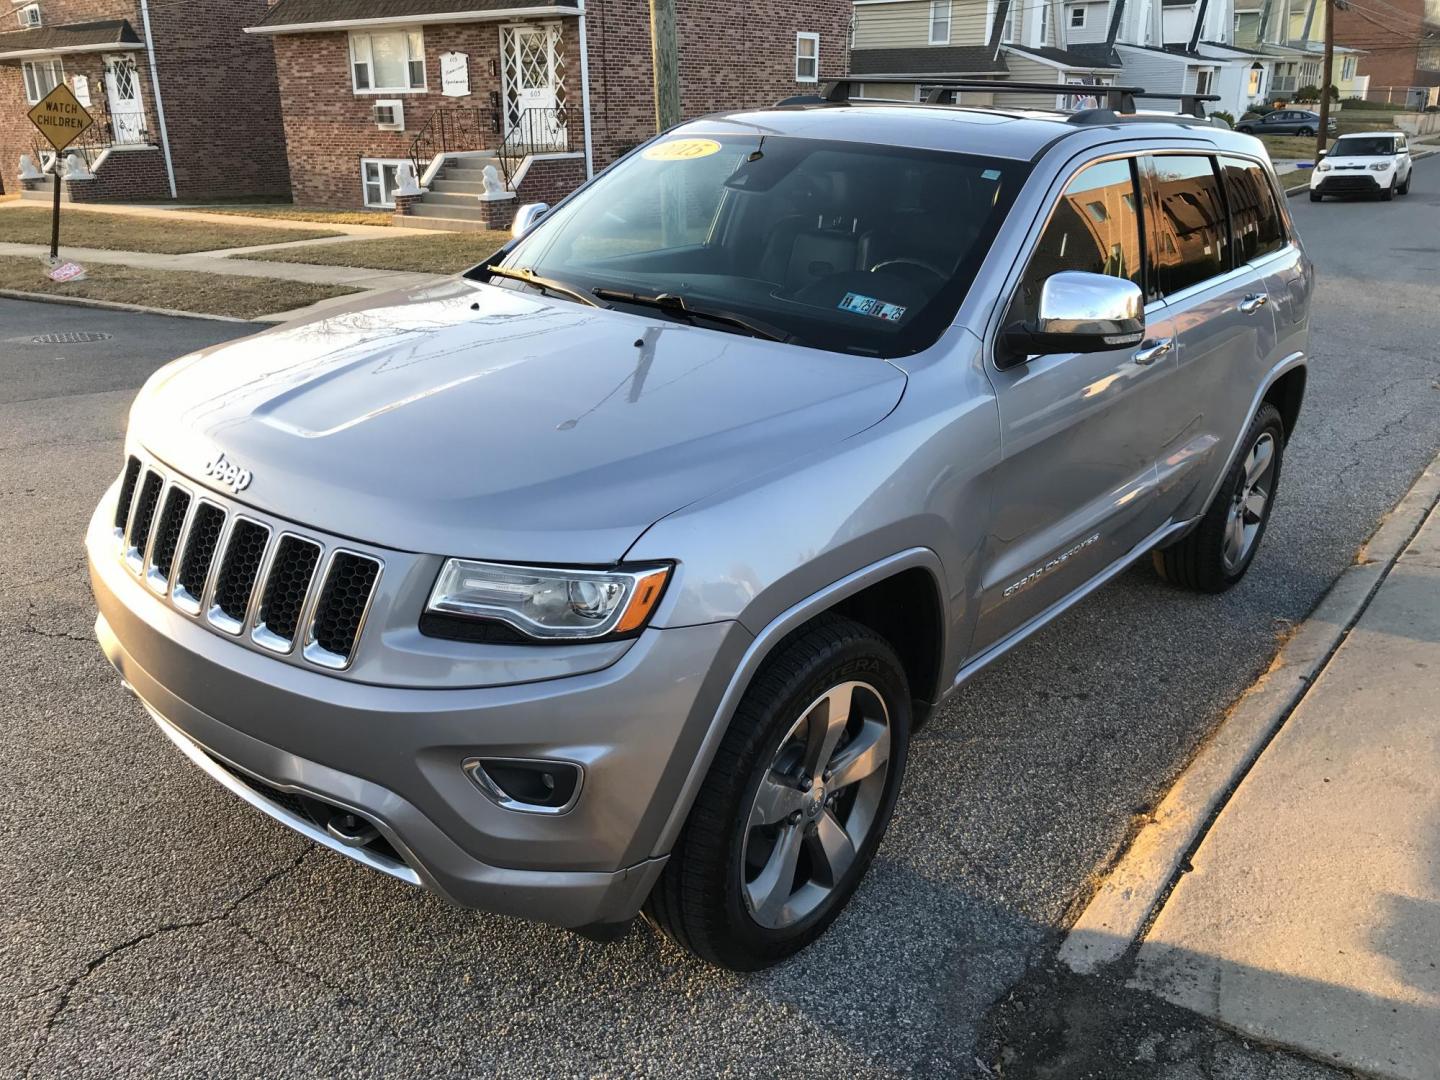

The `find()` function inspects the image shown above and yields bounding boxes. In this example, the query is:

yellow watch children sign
[28,83,94,153]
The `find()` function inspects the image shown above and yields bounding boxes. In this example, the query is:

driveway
[4,162,1440,1079]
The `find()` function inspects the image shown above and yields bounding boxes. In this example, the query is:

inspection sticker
[643,138,722,161]
[838,292,907,322]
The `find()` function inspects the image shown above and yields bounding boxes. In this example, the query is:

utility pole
[649,0,681,132]
[1317,0,1335,157]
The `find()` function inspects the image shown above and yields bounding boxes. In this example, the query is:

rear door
[972,155,1180,655]
[1141,153,1280,523]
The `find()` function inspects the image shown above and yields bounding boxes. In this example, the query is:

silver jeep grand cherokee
[88,85,1311,970]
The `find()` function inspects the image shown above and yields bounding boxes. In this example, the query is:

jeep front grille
[110,456,382,670]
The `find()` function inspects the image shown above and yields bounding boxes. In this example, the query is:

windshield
[1330,136,1397,157]
[490,133,1027,357]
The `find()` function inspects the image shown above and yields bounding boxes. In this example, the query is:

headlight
[425,560,671,642]
[1316,162,1331,172]
[1369,162,1392,172]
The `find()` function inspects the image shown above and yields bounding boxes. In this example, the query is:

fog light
[463,757,582,814]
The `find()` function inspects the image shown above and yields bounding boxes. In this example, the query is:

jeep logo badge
[204,452,252,493]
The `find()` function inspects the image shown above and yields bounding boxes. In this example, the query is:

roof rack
[814,77,1220,121]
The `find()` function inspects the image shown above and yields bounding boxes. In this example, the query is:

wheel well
[1263,367,1306,440]
[828,568,944,725]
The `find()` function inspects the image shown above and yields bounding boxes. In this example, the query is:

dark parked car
[1235,109,1338,137]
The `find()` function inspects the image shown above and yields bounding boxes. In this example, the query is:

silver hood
[131,279,907,563]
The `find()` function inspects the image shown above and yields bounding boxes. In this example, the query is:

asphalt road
[3,161,1439,1080]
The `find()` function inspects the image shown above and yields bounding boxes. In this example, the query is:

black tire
[1399,172,1411,195]
[1309,190,1322,202]
[645,614,911,970]
[1152,403,1285,593]
[1381,181,1395,201]
[1297,127,1314,137]
[1236,125,1254,134]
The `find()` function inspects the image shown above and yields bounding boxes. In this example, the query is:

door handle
[1239,293,1269,314]
[1132,338,1173,366]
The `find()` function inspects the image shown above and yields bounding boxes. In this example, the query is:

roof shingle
[255,0,577,29]
[0,19,141,57]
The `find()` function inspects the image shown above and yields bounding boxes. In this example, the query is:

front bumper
[88,501,750,929]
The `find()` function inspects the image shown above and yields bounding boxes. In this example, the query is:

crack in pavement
[22,847,313,1078]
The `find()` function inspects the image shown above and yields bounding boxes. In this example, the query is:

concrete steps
[397,213,509,234]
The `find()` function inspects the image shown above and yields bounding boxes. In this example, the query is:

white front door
[500,24,568,151]
[104,54,146,145]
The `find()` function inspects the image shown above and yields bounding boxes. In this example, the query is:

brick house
[247,0,850,226]
[0,0,290,201]
[1334,0,1440,107]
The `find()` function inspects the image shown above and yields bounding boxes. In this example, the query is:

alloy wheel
[1223,432,1276,571]
[740,681,891,930]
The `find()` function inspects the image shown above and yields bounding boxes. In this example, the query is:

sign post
[27,83,95,263]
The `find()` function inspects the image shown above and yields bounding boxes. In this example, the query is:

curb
[1058,451,1440,975]
[0,288,259,325]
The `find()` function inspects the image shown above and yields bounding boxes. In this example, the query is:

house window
[1247,65,1263,96]
[795,32,820,83]
[350,29,426,93]
[1340,55,1356,81]
[1195,68,1214,94]
[361,158,409,207]
[930,0,952,44]
[1038,3,1050,44]
[18,4,42,29]
[988,0,1017,43]
[21,58,63,104]
[1070,5,1086,28]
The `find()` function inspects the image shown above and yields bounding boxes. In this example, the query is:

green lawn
[0,206,342,254]
[0,259,360,320]
[242,230,510,274]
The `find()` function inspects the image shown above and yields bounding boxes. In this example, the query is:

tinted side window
[1147,155,1228,295]
[1221,157,1286,263]
[1009,158,1143,325]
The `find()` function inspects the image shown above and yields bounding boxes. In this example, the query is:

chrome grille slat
[113,455,384,670]
[208,519,272,635]
[304,551,383,670]
[145,485,193,593]
[173,501,227,615]
[124,470,164,570]
[252,535,323,653]
[113,456,142,534]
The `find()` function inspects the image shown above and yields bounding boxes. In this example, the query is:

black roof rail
[820,76,1144,113]
[1125,90,1223,118]
[817,76,1221,120]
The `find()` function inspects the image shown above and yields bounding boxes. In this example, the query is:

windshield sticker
[839,293,907,322]
[643,138,723,162]
[981,169,1001,180]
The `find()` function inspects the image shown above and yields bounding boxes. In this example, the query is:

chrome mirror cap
[1000,270,1146,366]
[511,202,551,239]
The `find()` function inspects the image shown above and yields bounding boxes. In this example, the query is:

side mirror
[511,202,550,239]
[1317,148,1327,157]
[999,271,1145,365]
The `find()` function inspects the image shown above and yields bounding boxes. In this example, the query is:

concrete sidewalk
[0,241,445,292]
[1133,502,1440,1079]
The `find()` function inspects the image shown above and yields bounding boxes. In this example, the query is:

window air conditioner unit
[373,100,404,131]
[20,5,43,28]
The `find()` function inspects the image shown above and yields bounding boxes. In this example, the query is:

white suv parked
[1310,131,1413,201]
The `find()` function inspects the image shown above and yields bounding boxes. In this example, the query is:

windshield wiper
[592,288,791,343]
[485,264,605,309]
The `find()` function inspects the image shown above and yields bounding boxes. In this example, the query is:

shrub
[1210,109,1236,127]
